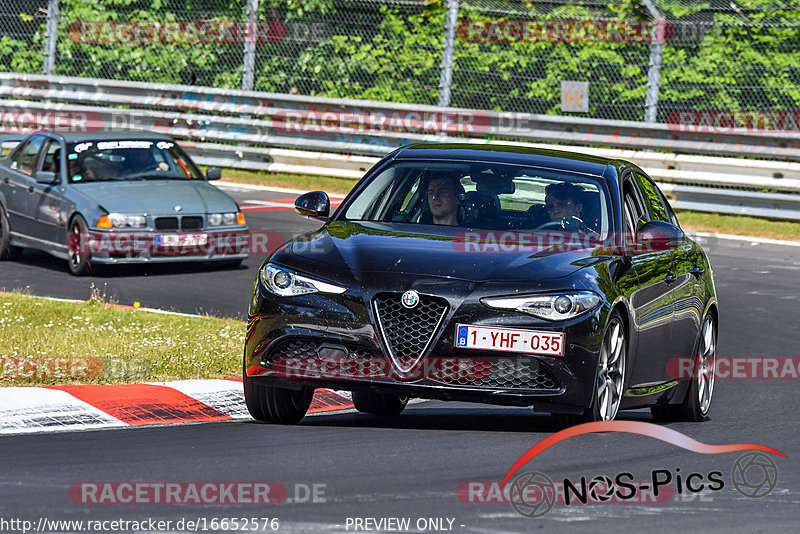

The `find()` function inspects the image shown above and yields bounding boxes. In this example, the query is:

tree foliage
[0,0,797,122]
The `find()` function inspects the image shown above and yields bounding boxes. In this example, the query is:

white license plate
[455,324,564,356]
[154,233,208,247]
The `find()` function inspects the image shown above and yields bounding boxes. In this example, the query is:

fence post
[242,0,259,91]
[438,0,459,107]
[642,0,664,123]
[43,0,59,76]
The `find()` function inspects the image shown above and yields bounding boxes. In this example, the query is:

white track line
[215,181,347,198]
[687,231,800,248]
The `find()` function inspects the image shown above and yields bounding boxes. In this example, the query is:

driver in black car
[544,182,591,231]
[424,173,464,226]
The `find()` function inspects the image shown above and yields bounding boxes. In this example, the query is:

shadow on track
[252,406,657,434]
[8,249,250,278]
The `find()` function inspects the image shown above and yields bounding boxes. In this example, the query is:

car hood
[70,181,238,215]
[289,221,605,284]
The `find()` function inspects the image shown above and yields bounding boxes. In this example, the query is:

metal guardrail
[3,73,800,158]
[1,73,799,220]
[658,184,800,221]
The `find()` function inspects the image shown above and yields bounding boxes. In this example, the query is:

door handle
[664,273,676,285]
[3,177,8,184]
[690,266,705,277]
[28,185,35,193]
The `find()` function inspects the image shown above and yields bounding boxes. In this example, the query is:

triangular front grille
[373,293,449,373]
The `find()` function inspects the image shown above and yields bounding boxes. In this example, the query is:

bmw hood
[71,181,238,215]
[288,221,604,284]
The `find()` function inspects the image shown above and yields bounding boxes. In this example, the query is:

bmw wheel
[67,216,94,276]
[0,204,23,261]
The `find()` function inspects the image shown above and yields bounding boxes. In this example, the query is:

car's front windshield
[66,139,205,183]
[339,160,613,235]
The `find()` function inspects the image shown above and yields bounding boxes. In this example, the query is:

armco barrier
[1,73,799,219]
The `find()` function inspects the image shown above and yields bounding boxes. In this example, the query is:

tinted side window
[634,172,669,222]
[622,178,646,245]
[13,135,46,176]
[657,187,680,227]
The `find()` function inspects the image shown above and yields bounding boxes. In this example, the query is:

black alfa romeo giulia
[243,144,718,426]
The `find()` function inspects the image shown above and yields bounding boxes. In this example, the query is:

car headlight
[208,212,244,226]
[482,291,602,321]
[259,263,346,297]
[107,213,147,229]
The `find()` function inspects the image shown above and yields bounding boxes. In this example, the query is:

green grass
[0,292,244,386]
[677,211,800,242]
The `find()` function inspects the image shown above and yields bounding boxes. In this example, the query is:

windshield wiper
[123,173,189,181]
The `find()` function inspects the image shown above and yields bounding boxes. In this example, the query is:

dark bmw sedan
[244,144,718,426]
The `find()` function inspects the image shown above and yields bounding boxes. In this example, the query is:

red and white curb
[0,380,355,436]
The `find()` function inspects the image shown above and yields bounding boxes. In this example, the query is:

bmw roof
[25,131,177,143]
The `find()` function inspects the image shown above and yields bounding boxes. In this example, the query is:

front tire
[556,310,627,426]
[67,216,94,276]
[0,204,23,261]
[352,391,408,416]
[651,314,716,422]
[244,376,314,424]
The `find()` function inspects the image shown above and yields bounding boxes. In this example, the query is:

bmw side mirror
[35,170,58,185]
[206,167,222,180]
[295,191,330,221]
[636,220,685,253]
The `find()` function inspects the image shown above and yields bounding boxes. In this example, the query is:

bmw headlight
[259,263,346,297]
[208,212,243,226]
[107,213,147,229]
[482,291,602,321]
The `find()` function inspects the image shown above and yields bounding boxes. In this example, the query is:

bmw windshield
[66,139,205,183]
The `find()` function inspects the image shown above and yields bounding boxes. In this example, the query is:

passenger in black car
[545,182,585,222]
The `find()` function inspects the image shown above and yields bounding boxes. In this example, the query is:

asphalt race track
[1,184,799,532]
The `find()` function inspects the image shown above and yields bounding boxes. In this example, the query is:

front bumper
[245,278,607,414]
[76,229,250,263]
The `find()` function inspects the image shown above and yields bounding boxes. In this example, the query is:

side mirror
[295,191,330,221]
[206,168,222,180]
[35,170,58,185]
[635,220,685,253]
